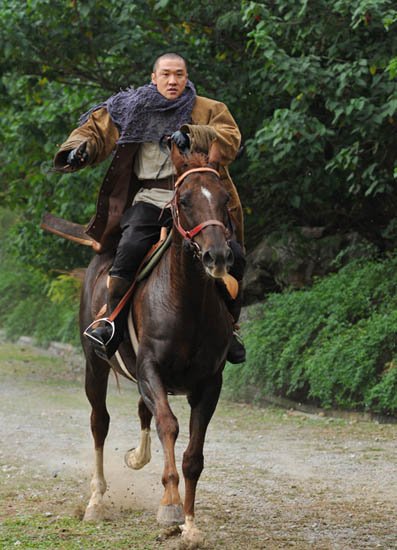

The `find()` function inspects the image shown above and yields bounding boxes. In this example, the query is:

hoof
[124,447,151,470]
[83,503,107,522]
[181,516,204,548]
[157,504,185,526]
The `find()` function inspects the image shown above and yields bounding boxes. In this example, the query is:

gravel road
[0,341,396,549]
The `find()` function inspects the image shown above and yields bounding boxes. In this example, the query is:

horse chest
[153,317,229,390]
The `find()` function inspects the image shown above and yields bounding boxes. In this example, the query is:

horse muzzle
[202,244,234,279]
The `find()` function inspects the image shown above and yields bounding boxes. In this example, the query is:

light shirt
[132,187,174,209]
[134,142,175,180]
[133,142,175,209]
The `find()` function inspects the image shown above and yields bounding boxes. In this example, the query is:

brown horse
[80,142,234,544]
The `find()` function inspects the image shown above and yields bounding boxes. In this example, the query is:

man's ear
[170,142,188,174]
[208,139,222,171]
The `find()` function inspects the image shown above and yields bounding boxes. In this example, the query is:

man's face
[152,58,188,100]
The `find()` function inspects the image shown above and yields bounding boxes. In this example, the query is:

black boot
[225,282,246,364]
[84,276,131,359]
[228,327,246,364]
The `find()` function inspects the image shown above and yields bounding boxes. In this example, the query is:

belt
[140,177,174,190]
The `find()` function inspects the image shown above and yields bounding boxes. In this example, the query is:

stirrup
[84,318,115,348]
[227,328,246,364]
[232,329,244,346]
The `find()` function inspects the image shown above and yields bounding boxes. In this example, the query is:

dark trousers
[110,201,173,281]
[110,200,246,283]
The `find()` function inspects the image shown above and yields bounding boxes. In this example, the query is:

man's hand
[66,141,89,169]
[170,131,190,154]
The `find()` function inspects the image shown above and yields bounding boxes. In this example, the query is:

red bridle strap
[174,167,220,189]
[171,166,229,244]
[175,218,227,240]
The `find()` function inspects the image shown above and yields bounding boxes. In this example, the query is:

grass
[0,514,160,550]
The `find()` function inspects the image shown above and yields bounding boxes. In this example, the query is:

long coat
[54,95,244,251]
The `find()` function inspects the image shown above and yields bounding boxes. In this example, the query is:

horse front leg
[182,373,222,543]
[138,358,184,526]
[83,357,111,521]
[125,396,153,469]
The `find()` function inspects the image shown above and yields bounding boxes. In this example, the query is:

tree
[1,0,397,271]
[242,0,397,243]
[0,0,254,270]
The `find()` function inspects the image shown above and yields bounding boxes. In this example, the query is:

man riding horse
[54,52,246,363]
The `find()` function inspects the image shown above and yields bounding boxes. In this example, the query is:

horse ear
[170,142,188,175]
[208,140,222,170]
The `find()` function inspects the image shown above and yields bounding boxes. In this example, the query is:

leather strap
[175,218,227,241]
[172,167,227,242]
[174,167,220,189]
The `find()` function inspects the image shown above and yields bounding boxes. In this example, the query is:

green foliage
[0,0,254,268]
[1,0,397,257]
[224,254,397,415]
[0,75,108,270]
[0,251,81,346]
[242,0,397,233]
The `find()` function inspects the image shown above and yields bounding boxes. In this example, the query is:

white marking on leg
[181,514,203,545]
[124,428,151,470]
[201,186,213,204]
[84,448,107,521]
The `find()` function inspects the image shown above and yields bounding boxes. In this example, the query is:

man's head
[151,53,188,100]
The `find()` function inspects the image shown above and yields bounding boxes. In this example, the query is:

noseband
[170,167,230,255]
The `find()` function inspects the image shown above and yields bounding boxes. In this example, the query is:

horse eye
[179,195,191,209]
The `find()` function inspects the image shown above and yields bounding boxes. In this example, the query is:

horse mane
[184,152,209,169]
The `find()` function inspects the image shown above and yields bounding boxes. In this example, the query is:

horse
[79,141,235,544]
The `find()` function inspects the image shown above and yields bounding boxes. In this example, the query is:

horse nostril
[203,247,233,271]
[202,250,215,268]
[226,247,234,267]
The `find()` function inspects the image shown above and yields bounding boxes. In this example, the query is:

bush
[224,254,397,415]
[0,256,81,346]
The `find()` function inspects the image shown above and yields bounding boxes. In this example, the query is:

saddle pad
[136,228,172,282]
[112,308,139,382]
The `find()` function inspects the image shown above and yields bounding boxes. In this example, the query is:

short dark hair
[152,53,188,72]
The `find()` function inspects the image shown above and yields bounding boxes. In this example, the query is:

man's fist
[66,141,89,168]
[170,131,190,154]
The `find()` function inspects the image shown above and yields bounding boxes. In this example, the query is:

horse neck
[168,237,214,308]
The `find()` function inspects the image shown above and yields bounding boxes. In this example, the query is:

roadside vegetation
[0,209,81,347]
[224,253,397,416]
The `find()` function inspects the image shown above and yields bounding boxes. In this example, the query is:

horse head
[170,141,234,279]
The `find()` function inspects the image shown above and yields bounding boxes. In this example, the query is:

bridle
[170,167,231,256]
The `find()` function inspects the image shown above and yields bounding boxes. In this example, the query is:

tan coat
[54,95,244,249]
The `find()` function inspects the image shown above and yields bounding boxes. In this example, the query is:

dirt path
[0,341,396,549]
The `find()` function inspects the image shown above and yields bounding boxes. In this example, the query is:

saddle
[98,226,238,324]
[41,212,239,303]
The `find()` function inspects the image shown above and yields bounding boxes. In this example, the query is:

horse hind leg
[83,359,111,521]
[125,396,152,470]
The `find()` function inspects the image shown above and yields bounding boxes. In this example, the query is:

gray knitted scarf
[79,80,196,144]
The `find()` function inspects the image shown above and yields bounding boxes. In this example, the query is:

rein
[170,167,230,250]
